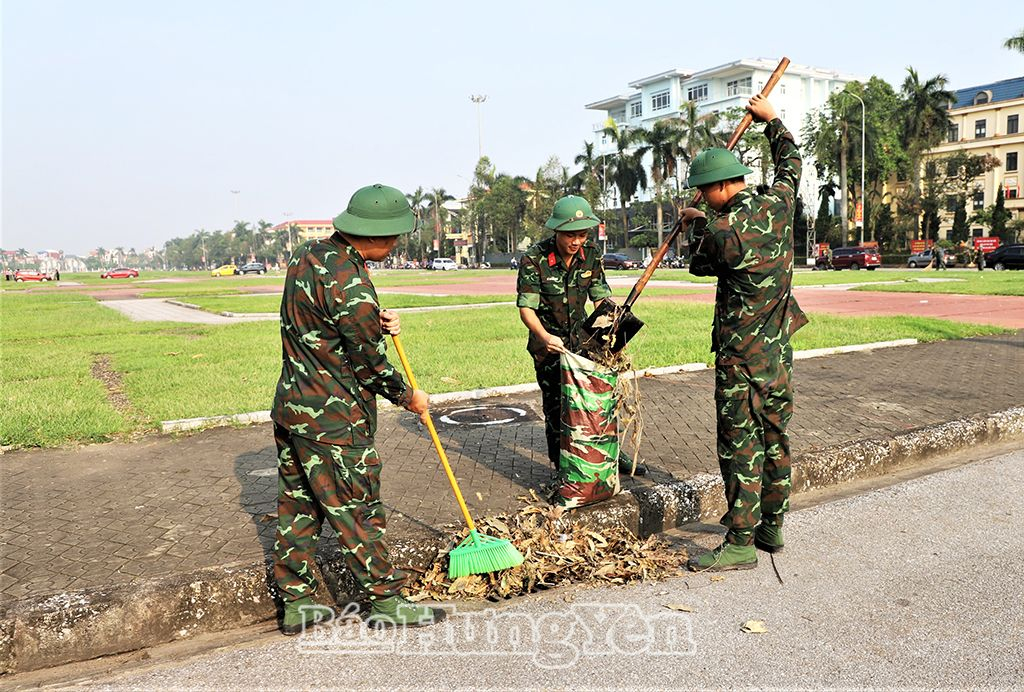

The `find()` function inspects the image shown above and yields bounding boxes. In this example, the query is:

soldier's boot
[687,534,757,572]
[281,597,336,636]
[617,451,648,476]
[367,596,447,629]
[754,517,784,553]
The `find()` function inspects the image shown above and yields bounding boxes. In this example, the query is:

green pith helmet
[545,195,601,232]
[685,148,753,189]
[333,184,420,237]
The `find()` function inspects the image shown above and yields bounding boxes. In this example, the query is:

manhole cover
[248,467,277,477]
[438,405,532,426]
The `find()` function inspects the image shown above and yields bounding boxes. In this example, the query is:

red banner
[597,222,606,241]
[910,239,933,254]
[974,237,1000,252]
[814,242,830,258]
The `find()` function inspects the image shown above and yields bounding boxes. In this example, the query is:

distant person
[509,256,518,270]
[977,246,985,271]
[933,245,946,270]
[54,268,61,281]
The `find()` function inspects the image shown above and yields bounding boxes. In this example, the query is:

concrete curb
[160,338,920,434]
[3,404,1021,674]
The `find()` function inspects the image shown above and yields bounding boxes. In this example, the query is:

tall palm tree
[404,187,429,260]
[640,120,682,247]
[1004,28,1024,53]
[602,121,649,247]
[427,187,455,256]
[900,67,954,225]
[676,101,722,194]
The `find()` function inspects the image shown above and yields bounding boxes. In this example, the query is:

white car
[430,258,458,271]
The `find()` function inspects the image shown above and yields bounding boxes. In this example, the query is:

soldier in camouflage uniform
[516,195,645,478]
[681,95,808,571]
[271,183,445,633]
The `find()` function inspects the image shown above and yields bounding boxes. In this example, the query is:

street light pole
[470,95,487,160]
[839,90,866,245]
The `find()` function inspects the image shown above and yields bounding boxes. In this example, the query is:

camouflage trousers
[714,346,794,545]
[272,424,406,604]
[534,353,562,470]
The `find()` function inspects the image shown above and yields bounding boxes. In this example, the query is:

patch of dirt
[90,355,135,415]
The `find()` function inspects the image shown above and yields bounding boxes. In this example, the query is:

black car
[602,253,637,270]
[238,262,267,275]
[984,244,1024,271]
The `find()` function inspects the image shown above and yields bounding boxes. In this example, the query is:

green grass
[183,293,513,314]
[851,272,1024,296]
[1,292,1007,449]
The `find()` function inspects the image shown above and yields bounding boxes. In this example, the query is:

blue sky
[3,0,1022,254]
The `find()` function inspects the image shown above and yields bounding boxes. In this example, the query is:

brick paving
[1,334,1021,603]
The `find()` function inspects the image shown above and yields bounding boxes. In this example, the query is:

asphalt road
[51,447,1024,690]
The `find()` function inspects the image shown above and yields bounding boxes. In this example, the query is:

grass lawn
[185,293,513,314]
[850,272,1024,296]
[1,292,1008,448]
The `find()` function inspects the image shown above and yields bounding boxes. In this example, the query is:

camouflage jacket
[688,118,809,364]
[271,235,412,445]
[516,236,612,357]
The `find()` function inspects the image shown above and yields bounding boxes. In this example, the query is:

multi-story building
[924,77,1024,239]
[270,219,335,244]
[584,58,859,214]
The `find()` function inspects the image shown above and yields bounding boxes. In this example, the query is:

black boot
[617,452,647,476]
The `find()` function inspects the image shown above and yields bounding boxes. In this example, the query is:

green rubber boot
[687,541,757,572]
[281,597,336,636]
[754,521,784,553]
[366,596,447,629]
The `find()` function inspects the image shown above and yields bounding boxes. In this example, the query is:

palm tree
[640,120,683,247]
[602,121,649,247]
[114,247,126,266]
[676,101,722,193]
[900,68,954,235]
[427,187,455,256]
[1004,28,1024,53]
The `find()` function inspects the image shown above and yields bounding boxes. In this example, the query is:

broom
[390,333,525,578]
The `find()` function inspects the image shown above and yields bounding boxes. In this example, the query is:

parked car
[815,246,882,270]
[602,253,637,270]
[429,258,458,271]
[906,249,956,268]
[238,262,267,275]
[984,244,1024,271]
[13,270,52,282]
[210,264,239,277]
[100,267,139,279]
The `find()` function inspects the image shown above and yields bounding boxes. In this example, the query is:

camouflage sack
[553,351,621,508]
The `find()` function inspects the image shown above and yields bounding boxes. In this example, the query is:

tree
[900,67,954,234]
[1004,28,1024,53]
[602,120,649,247]
[950,199,968,243]
[426,188,455,257]
[991,186,1012,243]
[569,141,605,208]
[640,120,682,247]
[676,101,721,187]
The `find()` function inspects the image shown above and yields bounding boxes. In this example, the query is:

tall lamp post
[839,89,866,245]
[470,94,487,160]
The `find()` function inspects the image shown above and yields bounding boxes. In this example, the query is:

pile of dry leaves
[404,492,687,602]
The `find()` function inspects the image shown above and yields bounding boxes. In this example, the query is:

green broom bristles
[448,531,525,578]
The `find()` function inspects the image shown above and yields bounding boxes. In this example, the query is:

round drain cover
[438,406,529,426]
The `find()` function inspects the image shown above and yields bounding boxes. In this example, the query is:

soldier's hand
[746,94,777,123]
[680,207,706,226]
[380,309,401,335]
[544,334,566,355]
[406,388,429,423]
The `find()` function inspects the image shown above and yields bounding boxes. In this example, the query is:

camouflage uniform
[516,236,612,469]
[271,235,412,604]
[689,118,809,545]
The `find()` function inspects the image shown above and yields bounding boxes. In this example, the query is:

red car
[815,246,882,270]
[101,267,139,279]
[13,270,52,282]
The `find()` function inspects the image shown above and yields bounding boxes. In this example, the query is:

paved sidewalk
[1,334,1021,603]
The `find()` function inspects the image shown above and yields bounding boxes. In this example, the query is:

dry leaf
[663,603,694,613]
[710,575,727,582]
[475,492,483,502]
[741,619,768,634]
[164,351,181,357]
[191,353,204,359]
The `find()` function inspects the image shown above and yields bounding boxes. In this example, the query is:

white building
[584,58,861,214]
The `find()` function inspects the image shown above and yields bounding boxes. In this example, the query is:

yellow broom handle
[390,333,477,533]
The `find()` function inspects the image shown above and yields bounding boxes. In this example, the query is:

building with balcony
[584,58,859,214]
[923,77,1024,239]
